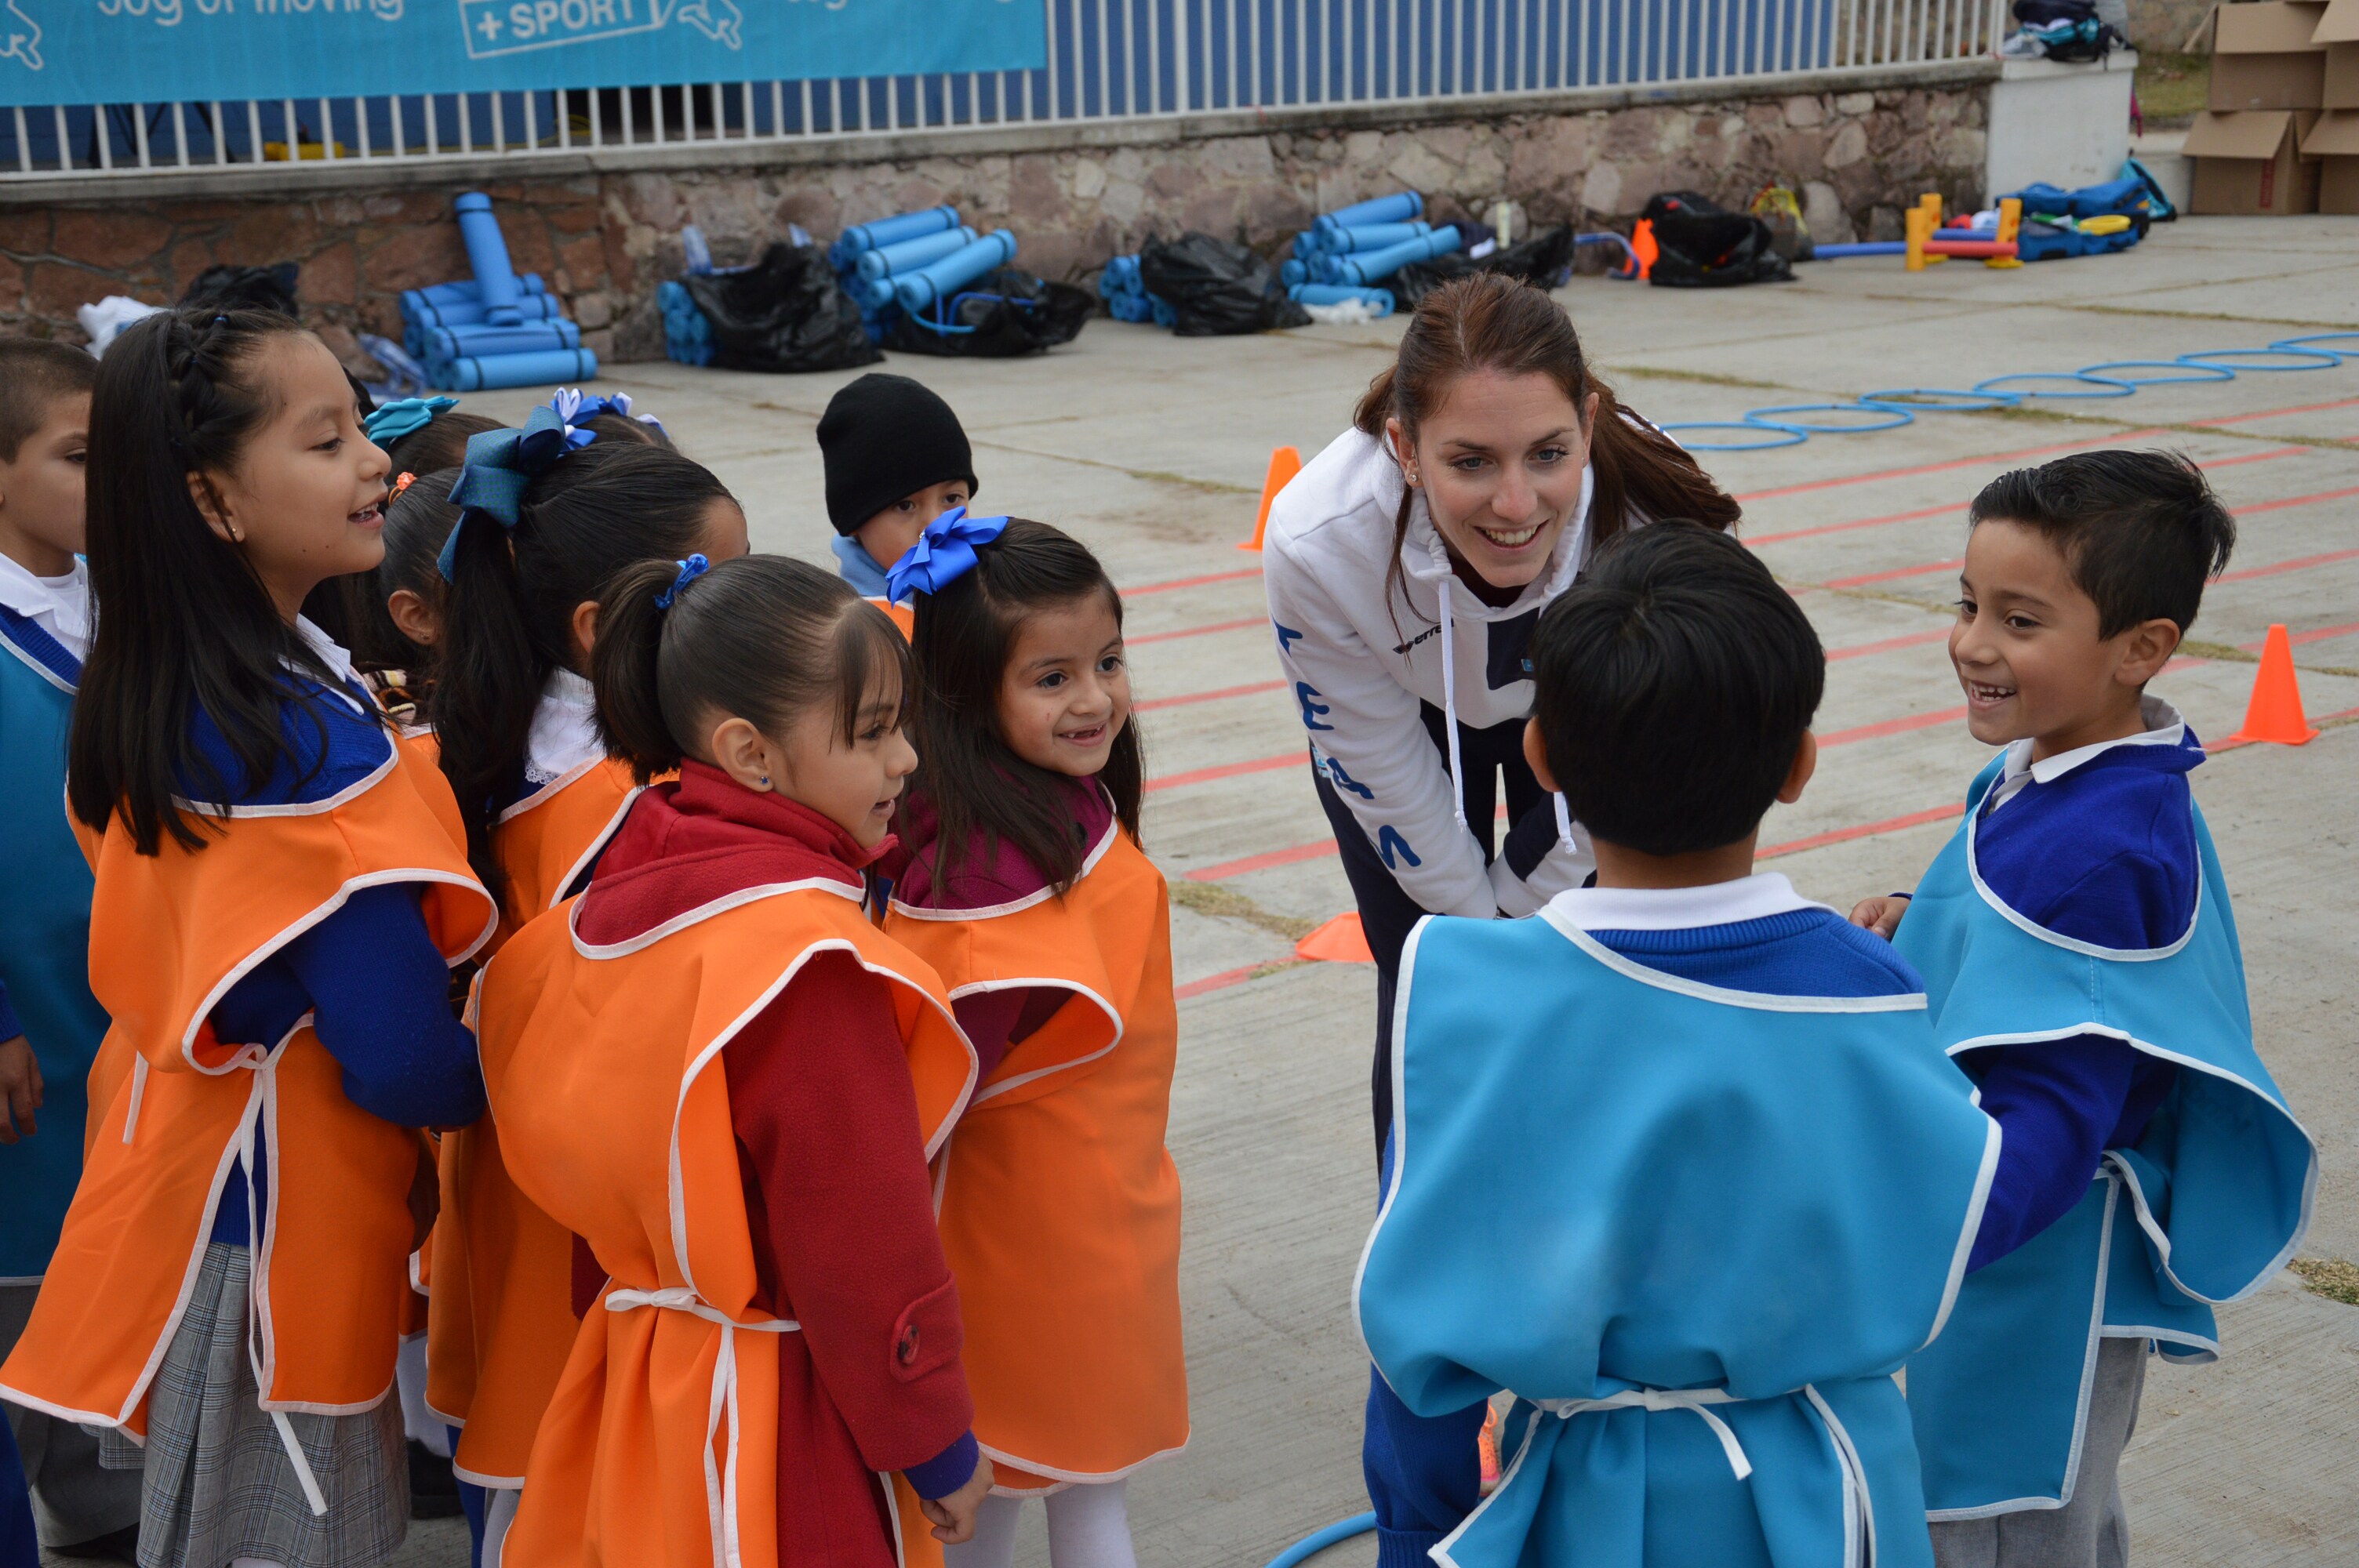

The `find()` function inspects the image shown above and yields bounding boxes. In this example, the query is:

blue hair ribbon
[883,506,1012,604]
[365,394,459,446]
[656,553,710,610]
[438,403,597,582]
[552,387,665,436]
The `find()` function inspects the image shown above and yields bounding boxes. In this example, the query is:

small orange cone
[1631,218,1657,281]
[1295,911,1374,964]
[2226,625,2320,746]
[1238,445,1303,552]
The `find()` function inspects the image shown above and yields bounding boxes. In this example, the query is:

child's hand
[918,1455,995,1544]
[1848,895,1911,940]
[0,1035,42,1144]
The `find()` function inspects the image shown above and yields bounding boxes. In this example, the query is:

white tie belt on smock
[605,1284,802,1568]
[1532,1387,1756,1479]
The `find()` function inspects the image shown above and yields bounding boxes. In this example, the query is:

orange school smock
[0,735,495,1432]
[428,757,641,1485]
[478,874,975,1568]
[883,814,1187,1493]
[867,598,916,639]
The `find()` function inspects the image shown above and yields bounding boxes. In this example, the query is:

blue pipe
[402,292,563,331]
[1318,221,1432,255]
[1810,241,1909,258]
[1316,192,1423,234]
[1334,226,1462,285]
[1263,1514,1377,1568]
[1289,282,1395,317]
[838,205,961,256]
[855,225,980,281]
[424,320,582,362]
[893,229,1017,312]
[439,348,598,393]
[402,274,547,310]
[453,192,523,326]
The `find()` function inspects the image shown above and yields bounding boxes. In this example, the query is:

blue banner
[0,1,1048,109]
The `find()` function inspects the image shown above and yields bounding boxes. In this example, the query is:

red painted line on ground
[2232,485,2359,518]
[1747,502,1961,548]
[1175,959,1303,1000]
[1130,615,1265,645]
[2219,546,2359,583]
[1136,678,1289,712]
[1732,432,2157,505]
[1829,626,1952,662]
[2272,621,2359,648]
[1757,803,1968,860]
[2190,396,2359,429]
[1819,557,1965,591]
[1819,706,1970,747]
[1183,838,1339,882]
[1124,565,1263,597]
[1144,751,1299,793]
[2213,703,2359,752]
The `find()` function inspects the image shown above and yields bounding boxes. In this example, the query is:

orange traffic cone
[1630,218,1658,281]
[2226,624,2319,746]
[1295,911,1374,963]
[1238,445,1303,552]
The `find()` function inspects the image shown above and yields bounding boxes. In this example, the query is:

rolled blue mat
[1103,255,1143,293]
[1289,282,1396,316]
[1320,221,1432,255]
[853,274,900,311]
[425,320,582,361]
[1335,225,1462,285]
[1811,241,1908,258]
[856,225,980,282]
[1316,192,1423,234]
[1281,258,1307,287]
[403,274,546,311]
[894,229,1018,312]
[454,192,524,326]
[1292,233,1319,260]
[839,205,961,256]
[444,348,598,393]
[402,291,564,331]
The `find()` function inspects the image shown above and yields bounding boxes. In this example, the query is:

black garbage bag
[1138,232,1309,336]
[887,269,1094,358]
[1388,223,1582,308]
[1641,192,1794,288]
[181,262,301,317]
[683,242,880,374]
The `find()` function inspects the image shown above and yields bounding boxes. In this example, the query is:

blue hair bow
[551,387,665,436]
[884,506,1011,604]
[656,553,709,610]
[365,395,458,446]
[438,404,597,581]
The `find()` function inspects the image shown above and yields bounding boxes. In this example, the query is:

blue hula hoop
[2176,347,2340,372]
[1972,371,2135,400]
[1659,420,1809,452]
[1746,401,1915,433]
[1856,387,2023,413]
[2076,359,2234,385]
[1264,1514,1379,1568]
[2270,332,2359,361]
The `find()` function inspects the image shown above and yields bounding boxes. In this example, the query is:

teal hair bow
[438,405,595,581]
[884,506,1011,604]
[365,395,458,446]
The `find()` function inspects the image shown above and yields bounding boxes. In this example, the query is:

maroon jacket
[573,763,977,1568]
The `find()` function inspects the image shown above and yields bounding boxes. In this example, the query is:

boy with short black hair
[1854,450,2313,1568]
[1355,522,1998,1568]
[816,372,978,598]
[0,336,143,1562]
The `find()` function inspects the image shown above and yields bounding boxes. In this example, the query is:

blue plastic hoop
[1746,401,1916,433]
[1856,387,2023,413]
[1264,1514,1379,1568]
[2176,348,2340,372]
[1972,371,2135,400]
[1660,420,1810,451]
[2076,358,2234,385]
[2270,332,2359,360]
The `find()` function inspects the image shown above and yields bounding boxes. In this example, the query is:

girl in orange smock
[0,309,496,1568]
[880,514,1184,1568]
[478,553,995,1568]
[423,419,749,1558]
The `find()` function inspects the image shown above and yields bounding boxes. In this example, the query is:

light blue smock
[1355,905,2000,1568]
[1894,755,2314,1519]
[0,607,107,1283]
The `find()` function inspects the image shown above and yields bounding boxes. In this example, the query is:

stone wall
[0,74,1988,366]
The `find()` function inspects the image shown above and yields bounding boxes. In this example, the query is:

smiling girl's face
[994,591,1131,779]
[1390,368,1597,591]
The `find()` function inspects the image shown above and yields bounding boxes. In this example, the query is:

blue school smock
[0,606,106,1283]
[1354,904,1999,1568]
[1893,753,2314,1520]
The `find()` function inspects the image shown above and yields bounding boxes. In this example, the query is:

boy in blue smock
[1356,524,2000,1568]
[0,339,141,1561]
[1850,452,2314,1568]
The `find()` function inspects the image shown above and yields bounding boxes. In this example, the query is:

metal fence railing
[0,0,2005,182]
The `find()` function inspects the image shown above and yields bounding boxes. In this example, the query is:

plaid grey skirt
[97,1244,406,1568]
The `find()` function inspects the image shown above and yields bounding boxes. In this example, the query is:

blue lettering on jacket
[1325,756,1374,800]
[1379,826,1421,869]
[1274,619,1306,655]
[1296,682,1335,732]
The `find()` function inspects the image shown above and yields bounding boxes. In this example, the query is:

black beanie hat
[817,372,978,536]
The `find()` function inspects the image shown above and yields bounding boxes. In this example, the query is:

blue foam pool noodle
[444,348,599,393]
[893,230,1018,312]
[856,225,980,281]
[453,192,524,326]
[1289,282,1396,316]
[1335,226,1462,285]
[839,206,961,256]
[1317,192,1423,235]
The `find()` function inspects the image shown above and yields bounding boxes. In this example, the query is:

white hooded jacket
[1265,426,1630,920]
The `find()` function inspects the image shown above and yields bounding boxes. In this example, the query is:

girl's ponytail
[589,558,688,782]
[1584,384,1741,545]
[431,506,543,895]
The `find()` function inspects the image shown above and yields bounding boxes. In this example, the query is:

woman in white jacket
[1264,273,1740,1150]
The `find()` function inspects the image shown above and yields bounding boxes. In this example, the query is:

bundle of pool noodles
[1276,193,1468,290]
[1287,282,1396,319]
[401,192,596,391]
[1099,255,1176,327]
[831,206,1027,339]
[657,281,715,367]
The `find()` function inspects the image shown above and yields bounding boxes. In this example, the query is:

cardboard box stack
[2305,0,2359,210]
[2183,1,2324,212]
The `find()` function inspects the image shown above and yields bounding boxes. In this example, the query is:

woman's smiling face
[1390,368,1597,590]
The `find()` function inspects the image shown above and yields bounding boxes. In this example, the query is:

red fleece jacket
[573,763,976,1567]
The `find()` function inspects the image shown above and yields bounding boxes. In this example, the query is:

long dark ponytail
[431,441,732,900]
[1352,272,1739,619]
[69,307,352,854]
[907,519,1144,895]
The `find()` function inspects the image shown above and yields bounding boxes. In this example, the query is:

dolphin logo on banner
[674,0,744,49]
[2,2,41,72]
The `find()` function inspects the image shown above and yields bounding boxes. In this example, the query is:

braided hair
[67,307,360,853]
